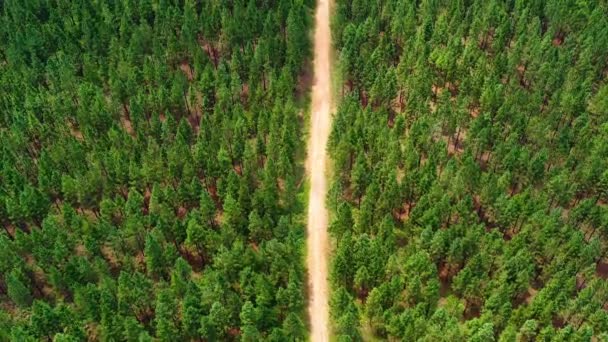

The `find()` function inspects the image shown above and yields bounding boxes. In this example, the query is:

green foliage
[6,268,33,308]
[329,0,608,339]
[0,0,311,340]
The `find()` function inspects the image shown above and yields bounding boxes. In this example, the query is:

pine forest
[2,0,608,341]
[329,0,608,340]
[1,0,312,340]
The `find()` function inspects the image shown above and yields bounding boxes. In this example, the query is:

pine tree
[7,268,32,308]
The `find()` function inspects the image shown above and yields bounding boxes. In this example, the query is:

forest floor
[306,0,332,340]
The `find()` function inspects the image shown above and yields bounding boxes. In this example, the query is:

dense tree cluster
[0,0,311,340]
[328,0,608,340]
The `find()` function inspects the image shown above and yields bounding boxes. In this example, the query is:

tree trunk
[2,225,14,240]
[183,90,191,115]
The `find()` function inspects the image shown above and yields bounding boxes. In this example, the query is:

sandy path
[306,0,332,340]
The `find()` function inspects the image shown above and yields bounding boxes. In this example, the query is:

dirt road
[306,0,332,340]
